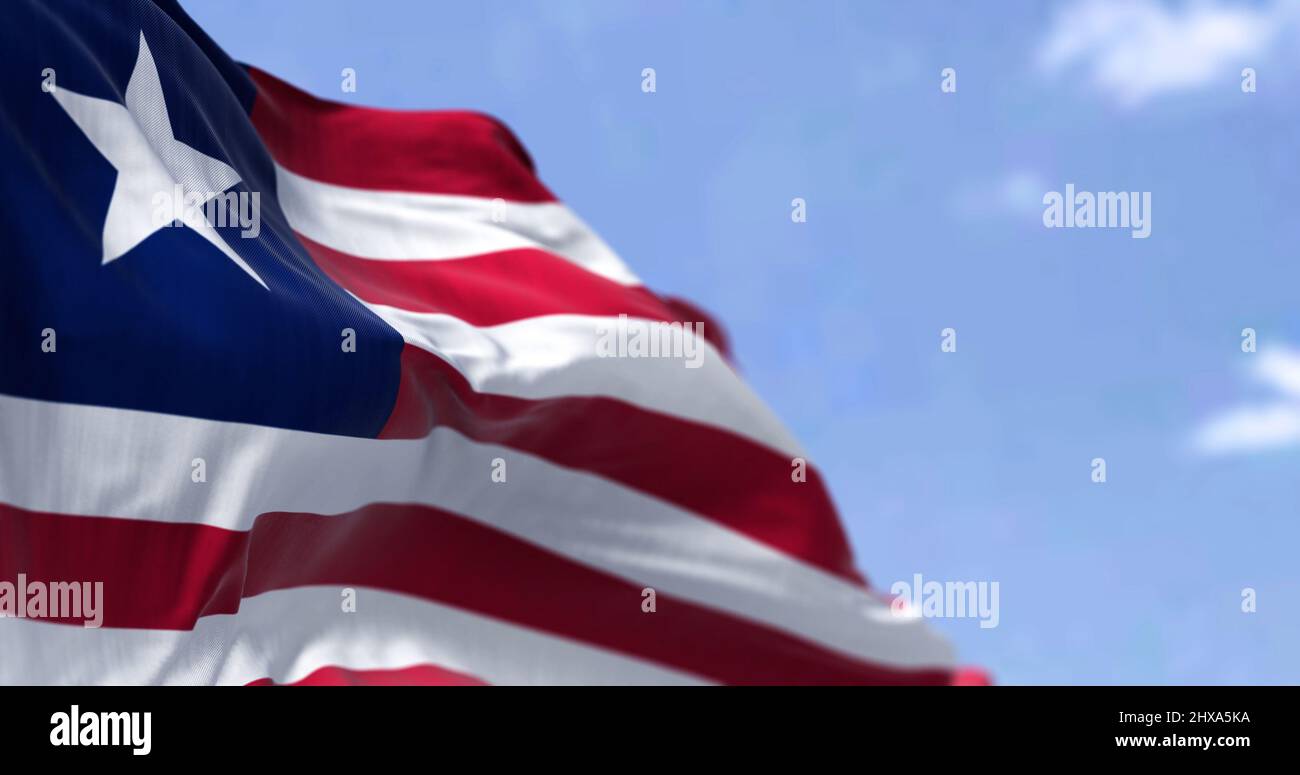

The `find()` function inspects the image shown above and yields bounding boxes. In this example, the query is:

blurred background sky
[184,0,1300,684]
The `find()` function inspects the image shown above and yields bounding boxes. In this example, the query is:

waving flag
[0,0,960,684]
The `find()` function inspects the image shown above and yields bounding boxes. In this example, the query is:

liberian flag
[0,0,965,684]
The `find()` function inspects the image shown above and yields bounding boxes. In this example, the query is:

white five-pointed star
[51,31,267,288]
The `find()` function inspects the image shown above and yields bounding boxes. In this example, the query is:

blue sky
[184,0,1300,684]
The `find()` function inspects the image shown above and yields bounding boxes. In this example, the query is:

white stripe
[0,586,703,685]
[368,305,803,458]
[275,164,641,286]
[0,394,954,670]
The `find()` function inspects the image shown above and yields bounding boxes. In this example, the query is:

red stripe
[950,667,994,686]
[0,502,947,685]
[660,295,732,360]
[381,344,862,585]
[248,66,556,203]
[249,664,489,686]
[300,235,670,326]
[296,232,734,357]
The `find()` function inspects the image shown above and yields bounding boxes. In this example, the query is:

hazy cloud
[1038,0,1298,107]
[951,169,1047,220]
[1194,347,1300,454]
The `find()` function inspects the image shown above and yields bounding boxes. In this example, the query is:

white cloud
[1194,347,1300,454]
[1254,346,1300,398]
[1038,0,1299,107]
